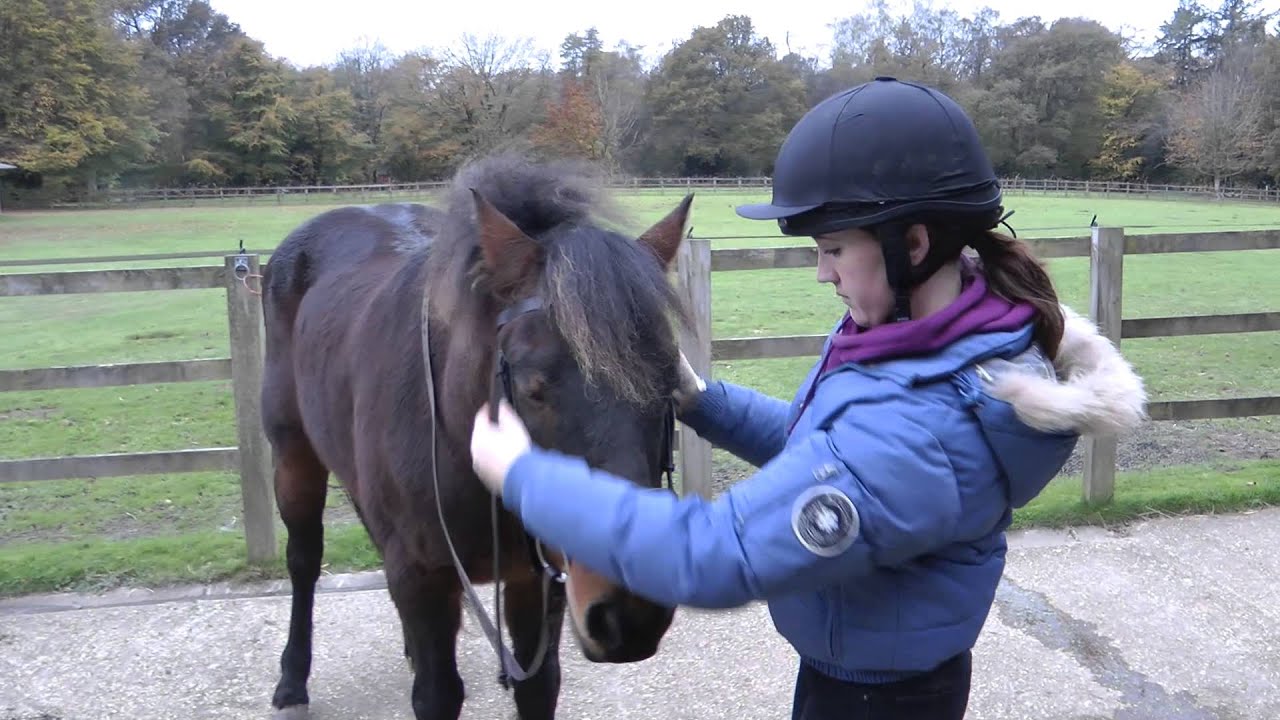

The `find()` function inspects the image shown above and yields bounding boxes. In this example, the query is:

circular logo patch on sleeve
[791,484,860,557]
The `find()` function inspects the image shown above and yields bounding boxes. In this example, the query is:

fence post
[224,253,278,563]
[1082,226,1125,504]
[676,237,714,499]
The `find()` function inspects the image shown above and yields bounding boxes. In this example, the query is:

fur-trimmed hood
[982,304,1148,437]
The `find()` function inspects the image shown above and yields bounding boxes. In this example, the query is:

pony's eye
[519,372,549,405]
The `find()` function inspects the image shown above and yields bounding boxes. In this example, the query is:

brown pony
[259,152,693,719]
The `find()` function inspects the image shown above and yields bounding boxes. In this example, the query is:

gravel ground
[1059,417,1280,475]
[6,507,1280,720]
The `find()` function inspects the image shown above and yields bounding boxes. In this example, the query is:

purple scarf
[793,258,1036,425]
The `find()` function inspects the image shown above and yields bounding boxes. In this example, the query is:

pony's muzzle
[581,590,675,663]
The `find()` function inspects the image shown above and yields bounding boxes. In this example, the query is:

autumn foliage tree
[1092,60,1172,180]
[0,0,156,195]
[530,78,604,160]
[1166,61,1266,193]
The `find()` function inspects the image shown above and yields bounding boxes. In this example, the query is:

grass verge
[0,521,380,597]
[1,459,1277,598]
[1009,459,1280,529]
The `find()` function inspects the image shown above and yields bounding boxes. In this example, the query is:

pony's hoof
[273,705,310,720]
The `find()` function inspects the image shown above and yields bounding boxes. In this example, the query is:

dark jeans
[791,651,972,720]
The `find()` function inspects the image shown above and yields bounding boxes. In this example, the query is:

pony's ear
[471,188,541,296]
[638,193,693,269]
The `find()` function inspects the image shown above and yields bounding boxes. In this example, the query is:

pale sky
[206,0,1280,69]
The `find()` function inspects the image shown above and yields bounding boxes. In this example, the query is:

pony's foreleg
[269,434,330,714]
[385,557,466,720]
[505,570,568,720]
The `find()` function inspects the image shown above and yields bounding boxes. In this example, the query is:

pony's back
[265,202,445,301]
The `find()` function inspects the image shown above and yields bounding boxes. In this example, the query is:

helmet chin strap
[873,219,978,324]
[874,223,915,323]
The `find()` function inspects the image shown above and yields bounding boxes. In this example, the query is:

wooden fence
[673,226,1280,502]
[81,177,772,206]
[2,226,1279,565]
[0,254,278,563]
[52,176,1280,207]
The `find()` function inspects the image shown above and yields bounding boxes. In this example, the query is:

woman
[470,78,1147,719]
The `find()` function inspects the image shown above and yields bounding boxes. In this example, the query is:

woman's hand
[673,350,707,412]
[470,399,532,495]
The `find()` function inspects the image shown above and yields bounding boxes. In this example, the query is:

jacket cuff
[679,379,730,435]
[500,448,548,515]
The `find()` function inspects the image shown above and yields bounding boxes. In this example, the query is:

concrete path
[2,507,1279,720]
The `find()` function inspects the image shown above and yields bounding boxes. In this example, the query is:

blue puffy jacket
[501,306,1146,682]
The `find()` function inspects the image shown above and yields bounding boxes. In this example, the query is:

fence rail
[0,358,232,392]
[84,176,776,205]
[0,249,277,269]
[40,176,1280,207]
[0,266,223,294]
[2,226,1279,562]
[0,448,239,484]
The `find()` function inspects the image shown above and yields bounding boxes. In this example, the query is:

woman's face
[814,228,894,327]
[814,225,929,327]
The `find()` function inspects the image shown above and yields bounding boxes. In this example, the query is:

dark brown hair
[970,229,1064,359]
[919,213,1065,359]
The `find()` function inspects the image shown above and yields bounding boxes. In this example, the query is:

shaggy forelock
[448,151,626,235]
[544,225,686,405]
[427,151,688,406]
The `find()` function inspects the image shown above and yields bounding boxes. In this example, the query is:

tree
[1246,34,1280,183]
[829,0,977,92]
[377,51,467,180]
[1202,0,1275,66]
[1155,0,1213,87]
[1166,63,1266,192]
[642,15,808,176]
[954,7,1003,82]
[956,80,1042,174]
[112,0,251,185]
[332,40,394,181]
[287,67,369,184]
[530,78,604,160]
[1092,60,1173,180]
[208,37,296,185]
[0,0,157,194]
[432,33,552,158]
[980,18,1127,177]
[590,46,648,171]
[559,28,603,77]
[557,31,648,171]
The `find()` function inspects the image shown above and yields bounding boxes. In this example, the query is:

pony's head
[431,153,691,663]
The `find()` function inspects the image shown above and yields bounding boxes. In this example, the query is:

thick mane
[544,221,687,405]
[425,151,687,406]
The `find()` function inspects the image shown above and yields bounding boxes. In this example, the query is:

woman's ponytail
[969,230,1065,359]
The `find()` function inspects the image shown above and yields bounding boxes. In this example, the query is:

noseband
[423,288,678,692]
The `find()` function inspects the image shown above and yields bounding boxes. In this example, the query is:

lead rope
[420,286,557,691]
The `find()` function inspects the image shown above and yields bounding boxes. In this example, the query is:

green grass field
[2,187,1279,596]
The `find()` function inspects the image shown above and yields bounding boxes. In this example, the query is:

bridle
[421,288,677,691]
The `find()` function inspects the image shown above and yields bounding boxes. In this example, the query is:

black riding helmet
[736,77,1005,322]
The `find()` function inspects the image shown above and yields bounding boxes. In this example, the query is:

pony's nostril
[585,603,624,651]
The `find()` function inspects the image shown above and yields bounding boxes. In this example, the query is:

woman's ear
[906,223,931,265]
